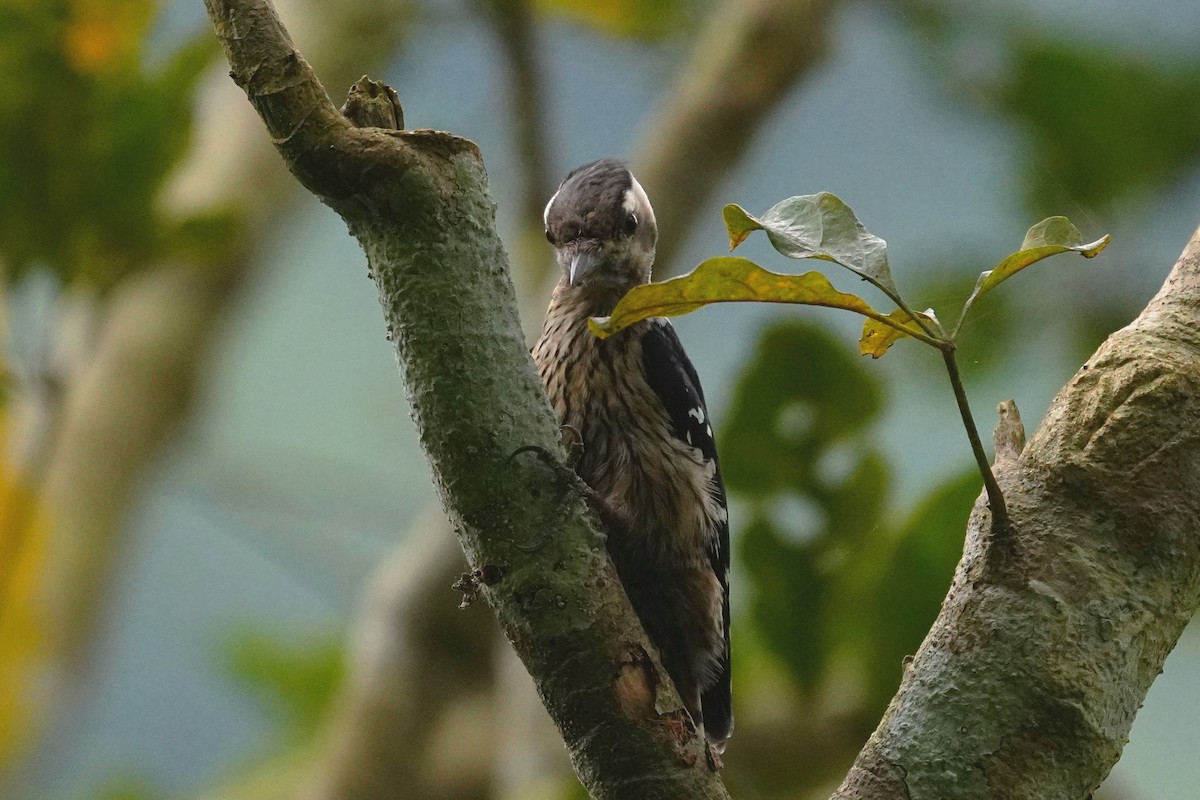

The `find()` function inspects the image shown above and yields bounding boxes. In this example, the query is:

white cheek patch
[544,186,562,226]
[623,173,654,225]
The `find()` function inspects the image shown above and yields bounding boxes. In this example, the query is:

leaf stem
[863,309,946,349]
[867,277,944,342]
[949,290,981,342]
[941,348,1009,534]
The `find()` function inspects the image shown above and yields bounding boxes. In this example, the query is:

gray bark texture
[202,2,729,798]
[835,229,1200,799]
[205,1,1200,798]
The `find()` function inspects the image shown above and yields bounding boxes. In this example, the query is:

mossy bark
[203,1,731,797]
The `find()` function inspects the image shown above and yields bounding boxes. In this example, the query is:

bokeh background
[3,0,1200,798]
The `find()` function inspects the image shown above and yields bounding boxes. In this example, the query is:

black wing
[640,320,733,745]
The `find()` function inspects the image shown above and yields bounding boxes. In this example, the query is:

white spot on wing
[688,406,706,424]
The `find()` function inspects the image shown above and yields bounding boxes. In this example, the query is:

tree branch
[477,0,553,235]
[303,512,497,800]
[203,1,730,796]
[833,225,1200,798]
[633,0,837,274]
[475,0,559,327]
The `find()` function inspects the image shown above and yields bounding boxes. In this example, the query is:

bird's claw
[558,424,585,469]
[510,441,610,530]
[705,742,724,771]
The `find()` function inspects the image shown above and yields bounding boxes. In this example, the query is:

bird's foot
[508,443,609,550]
[705,742,724,771]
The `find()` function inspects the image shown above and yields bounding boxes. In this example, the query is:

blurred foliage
[0,2,232,772]
[0,0,237,289]
[558,777,591,800]
[0,377,53,771]
[997,41,1200,214]
[224,627,345,739]
[902,2,1200,216]
[533,0,684,39]
[91,776,167,800]
[724,321,974,709]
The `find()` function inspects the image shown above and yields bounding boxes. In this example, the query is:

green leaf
[723,193,896,296]
[741,518,828,691]
[727,322,890,691]
[589,257,935,348]
[1020,215,1081,250]
[224,628,344,734]
[721,203,761,250]
[859,308,938,358]
[0,12,218,289]
[957,216,1110,330]
[722,321,883,496]
[848,468,980,708]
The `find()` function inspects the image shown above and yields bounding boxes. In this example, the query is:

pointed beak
[568,248,600,286]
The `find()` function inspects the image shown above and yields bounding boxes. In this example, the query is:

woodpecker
[532,159,732,751]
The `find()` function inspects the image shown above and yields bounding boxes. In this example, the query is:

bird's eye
[621,212,638,236]
[545,228,557,245]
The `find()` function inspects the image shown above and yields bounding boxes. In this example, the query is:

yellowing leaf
[722,204,761,250]
[588,257,939,350]
[859,309,938,358]
[65,0,153,74]
[957,216,1111,332]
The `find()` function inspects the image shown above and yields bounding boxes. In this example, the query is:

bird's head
[544,159,658,307]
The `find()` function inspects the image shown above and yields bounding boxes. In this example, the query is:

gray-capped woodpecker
[532,158,732,751]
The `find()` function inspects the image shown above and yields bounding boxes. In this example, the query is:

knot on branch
[977,399,1028,582]
[614,643,659,721]
[993,399,1027,467]
[341,75,404,129]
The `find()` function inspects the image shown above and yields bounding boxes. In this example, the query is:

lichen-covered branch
[203,1,730,797]
[833,225,1200,799]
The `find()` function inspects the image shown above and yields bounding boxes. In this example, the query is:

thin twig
[477,0,557,298]
[941,348,1009,535]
